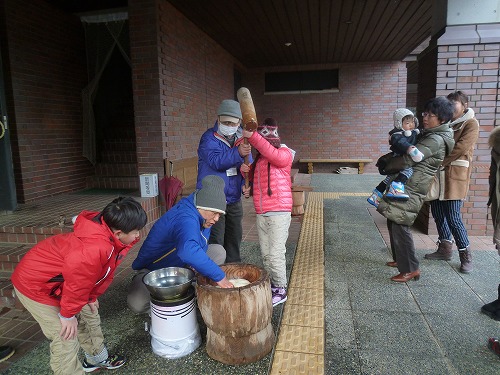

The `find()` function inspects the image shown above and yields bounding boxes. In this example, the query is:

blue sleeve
[131,215,175,270]
[198,132,245,172]
[390,133,413,154]
[175,226,225,282]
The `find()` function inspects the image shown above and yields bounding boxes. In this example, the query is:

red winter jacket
[247,132,293,214]
[11,211,138,318]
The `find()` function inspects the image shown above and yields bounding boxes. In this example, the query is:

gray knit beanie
[195,175,226,214]
[217,99,242,119]
[393,108,415,129]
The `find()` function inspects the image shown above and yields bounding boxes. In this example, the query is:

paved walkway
[1,174,499,374]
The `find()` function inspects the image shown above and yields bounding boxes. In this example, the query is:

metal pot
[143,267,195,300]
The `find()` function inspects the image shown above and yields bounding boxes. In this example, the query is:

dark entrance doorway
[93,45,135,165]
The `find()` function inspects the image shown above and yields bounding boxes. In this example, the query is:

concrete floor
[1,174,499,374]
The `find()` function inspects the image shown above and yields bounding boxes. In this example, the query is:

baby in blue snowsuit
[368,108,423,207]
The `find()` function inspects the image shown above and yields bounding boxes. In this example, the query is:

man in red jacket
[11,197,147,374]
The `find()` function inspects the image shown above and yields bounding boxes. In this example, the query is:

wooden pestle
[236,87,258,189]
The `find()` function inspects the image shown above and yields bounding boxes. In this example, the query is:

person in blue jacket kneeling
[127,175,234,314]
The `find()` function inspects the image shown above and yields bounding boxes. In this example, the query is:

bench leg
[307,162,313,174]
[358,163,364,174]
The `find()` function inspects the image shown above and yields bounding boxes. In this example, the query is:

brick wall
[129,1,408,177]
[435,43,499,236]
[130,0,238,177]
[2,0,92,202]
[241,62,407,173]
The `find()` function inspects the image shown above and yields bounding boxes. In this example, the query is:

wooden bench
[163,156,198,206]
[299,158,373,174]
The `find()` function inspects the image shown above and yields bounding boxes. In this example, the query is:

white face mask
[219,123,239,137]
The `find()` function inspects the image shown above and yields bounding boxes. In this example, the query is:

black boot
[481,284,500,321]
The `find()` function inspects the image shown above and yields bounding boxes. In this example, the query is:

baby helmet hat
[393,108,415,130]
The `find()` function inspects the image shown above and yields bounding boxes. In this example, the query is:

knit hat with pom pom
[257,117,281,148]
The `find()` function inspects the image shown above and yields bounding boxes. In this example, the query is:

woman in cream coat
[424,91,479,274]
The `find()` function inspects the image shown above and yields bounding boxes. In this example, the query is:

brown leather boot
[459,247,473,273]
[390,270,421,282]
[424,240,453,260]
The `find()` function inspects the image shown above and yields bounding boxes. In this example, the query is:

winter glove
[408,146,424,162]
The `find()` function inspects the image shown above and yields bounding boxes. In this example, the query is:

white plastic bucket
[149,287,201,359]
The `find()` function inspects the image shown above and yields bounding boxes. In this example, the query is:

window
[265,69,339,94]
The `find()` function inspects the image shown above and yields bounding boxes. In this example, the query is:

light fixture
[285,42,292,47]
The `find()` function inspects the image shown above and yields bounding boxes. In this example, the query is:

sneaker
[488,337,500,358]
[385,181,409,200]
[271,286,287,307]
[367,189,382,207]
[83,354,126,372]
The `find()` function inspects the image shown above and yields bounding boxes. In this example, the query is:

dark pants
[209,200,243,263]
[430,199,470,249]
[387,219,419,273]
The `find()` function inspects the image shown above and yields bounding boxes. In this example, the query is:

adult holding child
[377,97,455,282]
[424,91,479,273]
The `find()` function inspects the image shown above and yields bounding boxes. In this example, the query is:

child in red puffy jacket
[241,118,294,307]
[11,197,147,374]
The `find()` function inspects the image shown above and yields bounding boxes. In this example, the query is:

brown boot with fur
[459,247,473,273]
[424,239,453,261]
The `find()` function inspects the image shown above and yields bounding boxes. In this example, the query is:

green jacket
[377,123,455,226]
[488,126,500,249]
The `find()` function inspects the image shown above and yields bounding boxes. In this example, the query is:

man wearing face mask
[197,99,252,263]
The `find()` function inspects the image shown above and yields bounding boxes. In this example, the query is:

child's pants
[256,213,291,287]
[14,288,105,375]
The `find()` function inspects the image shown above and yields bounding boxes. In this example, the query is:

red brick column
[434,24,500,235]
[129,0,164,177]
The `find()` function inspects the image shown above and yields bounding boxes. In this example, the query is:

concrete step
[0,243,28,309]
[0,223,73,244]
[95,162,138,178]
[0,243,30,269]
[86,176,140,190]
[100,151,137,163]
[0,271,23,310]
